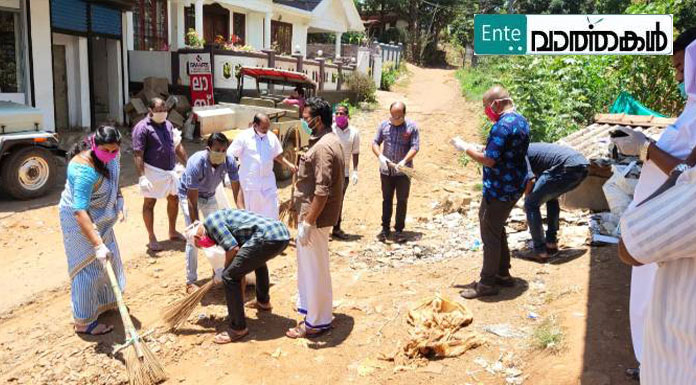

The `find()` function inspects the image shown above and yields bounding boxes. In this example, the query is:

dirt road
[0,66,636,385]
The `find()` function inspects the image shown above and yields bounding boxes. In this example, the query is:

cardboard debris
[168,110,185,128]
[125,98,147,114]
[173,95,191,115]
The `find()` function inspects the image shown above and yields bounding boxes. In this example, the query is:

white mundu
[623,40,696,385]
[295,226,333,330]
[228,128,283,219]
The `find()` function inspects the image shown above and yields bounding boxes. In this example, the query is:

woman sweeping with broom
[59,125,126,335]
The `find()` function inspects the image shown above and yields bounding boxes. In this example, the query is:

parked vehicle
[193,67,316,181]
[0,102,62,200]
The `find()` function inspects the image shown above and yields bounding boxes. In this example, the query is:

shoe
[332,229,350,240]
[517,249,550,263]
[376,229,390,242]
[625,367,639,381]
[393,231,407,244]
[459,281,499,299]
[546,243,559,255]
[495,275,515,287]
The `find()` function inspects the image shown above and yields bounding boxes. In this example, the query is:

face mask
[390,117,404,126]
[91,138,118,164]
[254,126,267,138]
[197,235,216,248]
[302,116,319,135]
[679,82,687,99]
[335,115,349,129]
[209,150,226,165]
[151,112,167,124]
[485,105,501,122]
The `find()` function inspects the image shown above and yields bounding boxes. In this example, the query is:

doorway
[203,3,229,43]
[89,37,122,126]
[52,45,69,131]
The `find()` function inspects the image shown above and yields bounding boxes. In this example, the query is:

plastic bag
[602,163,639,217]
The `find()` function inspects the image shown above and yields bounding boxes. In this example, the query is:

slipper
[76,321,113,336]
[147,241,163,252]
[245,300,273,311]
[285,321,329,339]
[213,328,249,344]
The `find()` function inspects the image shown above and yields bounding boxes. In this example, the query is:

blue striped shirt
[203,209,290,251]
[373,120,420,175]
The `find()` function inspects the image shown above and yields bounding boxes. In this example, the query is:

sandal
[245,300,273,311]
[186,283,200,294]
[75,321,114,336]
[285,321,329,339]
[213,328,249,344]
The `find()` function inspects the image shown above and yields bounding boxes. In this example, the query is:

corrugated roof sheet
[556,113,677,160]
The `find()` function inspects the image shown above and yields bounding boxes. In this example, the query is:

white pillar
[335,32,343,58]
[28,0,55,131]
[264,12,272,49]
[195,0,204,41]
[125,11,134,50]
[78,37,91,129]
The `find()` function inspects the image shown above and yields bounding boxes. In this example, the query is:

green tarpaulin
[610,91,666,117]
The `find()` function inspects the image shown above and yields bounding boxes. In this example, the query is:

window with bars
[133,0,168,51]
[271,20,292,55]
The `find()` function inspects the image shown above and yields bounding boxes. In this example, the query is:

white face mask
[151,112,168,124]
[254,126,267,138]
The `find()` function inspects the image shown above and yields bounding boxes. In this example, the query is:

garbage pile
[124,77,192,130]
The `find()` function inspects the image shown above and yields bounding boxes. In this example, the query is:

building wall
[129,50,172,83]
[29,0,55,131]
[52,33,90,130]
[246,12,264,50]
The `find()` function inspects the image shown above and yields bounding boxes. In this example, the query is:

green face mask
[679,82,687,99]
[301,116,318,135]
[209,150,226,165]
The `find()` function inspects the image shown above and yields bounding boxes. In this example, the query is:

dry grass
[532,316,565,353]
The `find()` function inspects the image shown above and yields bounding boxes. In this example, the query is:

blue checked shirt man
[452,86,531,300]
[186,209,290,344]
[372,102,420,243]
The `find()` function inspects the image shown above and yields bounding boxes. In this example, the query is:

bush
[457,53,684,143]
[345,72,377,103]
[380,61,407,91]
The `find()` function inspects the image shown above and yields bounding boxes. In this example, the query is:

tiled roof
[273,0,322,11]
[557,113,677,160]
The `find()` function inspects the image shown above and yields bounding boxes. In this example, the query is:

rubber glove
[451,137,471,152]
[213,268,224,284]
[297,221,313,246]
[351,171,359,185]
[95,243,112,265]
[611,127,648,156]
[378,154,391,169]
[139,175,153,192]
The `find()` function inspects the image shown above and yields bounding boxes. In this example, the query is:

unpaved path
[0,65,636,385]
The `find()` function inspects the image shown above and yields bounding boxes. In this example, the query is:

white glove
[95,243,112,265]
[351,171,358,185]
[611,127,648,156]
[451,137,471,152]
[397,159,406,169]
[213,268,223,284]
[116,196,127,222]
[297,221,313,246]
[139,176,153,192]
[378,154,391,169]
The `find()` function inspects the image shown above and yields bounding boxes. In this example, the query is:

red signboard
[190,73,214,107]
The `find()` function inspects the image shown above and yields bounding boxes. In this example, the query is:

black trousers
[222,240,289,330]
[478,197,517,286]
[381,174,411,232]
[334,177,350,231]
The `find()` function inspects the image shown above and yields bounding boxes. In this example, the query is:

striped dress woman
[59,126,125,335]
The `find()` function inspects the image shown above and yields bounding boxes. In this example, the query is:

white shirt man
[227,113,296,219]
[331,105,360,239]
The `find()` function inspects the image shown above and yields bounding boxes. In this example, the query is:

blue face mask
[678,82,687,99]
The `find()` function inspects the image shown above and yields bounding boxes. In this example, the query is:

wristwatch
[670,163,689,176]
[639,139,654,162]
